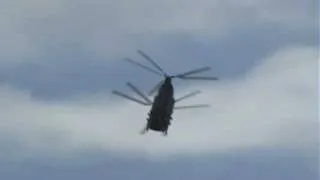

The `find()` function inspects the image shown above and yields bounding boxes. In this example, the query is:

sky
[0,0,319,179]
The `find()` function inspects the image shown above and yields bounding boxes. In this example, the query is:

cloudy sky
[0,0,318,179]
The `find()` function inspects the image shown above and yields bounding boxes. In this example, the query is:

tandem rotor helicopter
[112,50,218,136]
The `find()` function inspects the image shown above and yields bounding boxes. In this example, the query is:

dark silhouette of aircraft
[112,50,218,135]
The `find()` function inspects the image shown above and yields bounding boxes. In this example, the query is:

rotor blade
[137,50,166,75]
[148,80,164,96]
[111,90,150,106]
[179,76,218,80]
[174,90,201,103]
[126,82,153,104]
[174,66,212,78]
[174,104,211,110]
[124,58,163,76]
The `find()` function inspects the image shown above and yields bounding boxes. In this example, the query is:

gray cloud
[0,149,318,180]
[0,0,317,178]
[0,46,317,159]
[0,1,317,179]
[0,25,315,99]
[0,0,316,100]
[0,0,315,65]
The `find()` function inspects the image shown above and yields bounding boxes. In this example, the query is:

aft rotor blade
[174,104,211,110]
[174,90,201,103]
[126,82,153,104]
[174,66,212,78]
[148,80,164,96]
[179,76,218,80]
[137,50,166,75]
[124,58,163,76]
[111,90,150,106]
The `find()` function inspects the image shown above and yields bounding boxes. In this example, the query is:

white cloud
[0,45,318,159]
[0,0,314,65]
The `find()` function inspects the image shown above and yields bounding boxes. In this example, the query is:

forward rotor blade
[148,80,164,96]
[111,90,150,106]
[126,82,153,104]
[174,90,201,103]
[174,104,211,110]
[137,50,166,75]
[179,76,218,80]
[124,58,163,76]
[174,66,212,78]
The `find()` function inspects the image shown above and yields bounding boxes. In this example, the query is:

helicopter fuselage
[143,77,175,135]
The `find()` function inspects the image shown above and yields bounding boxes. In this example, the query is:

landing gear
[162,131,168,136]
[140,126,148,135]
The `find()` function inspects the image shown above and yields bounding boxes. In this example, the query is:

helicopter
[112,50,218,135]
[112,82,209,135]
